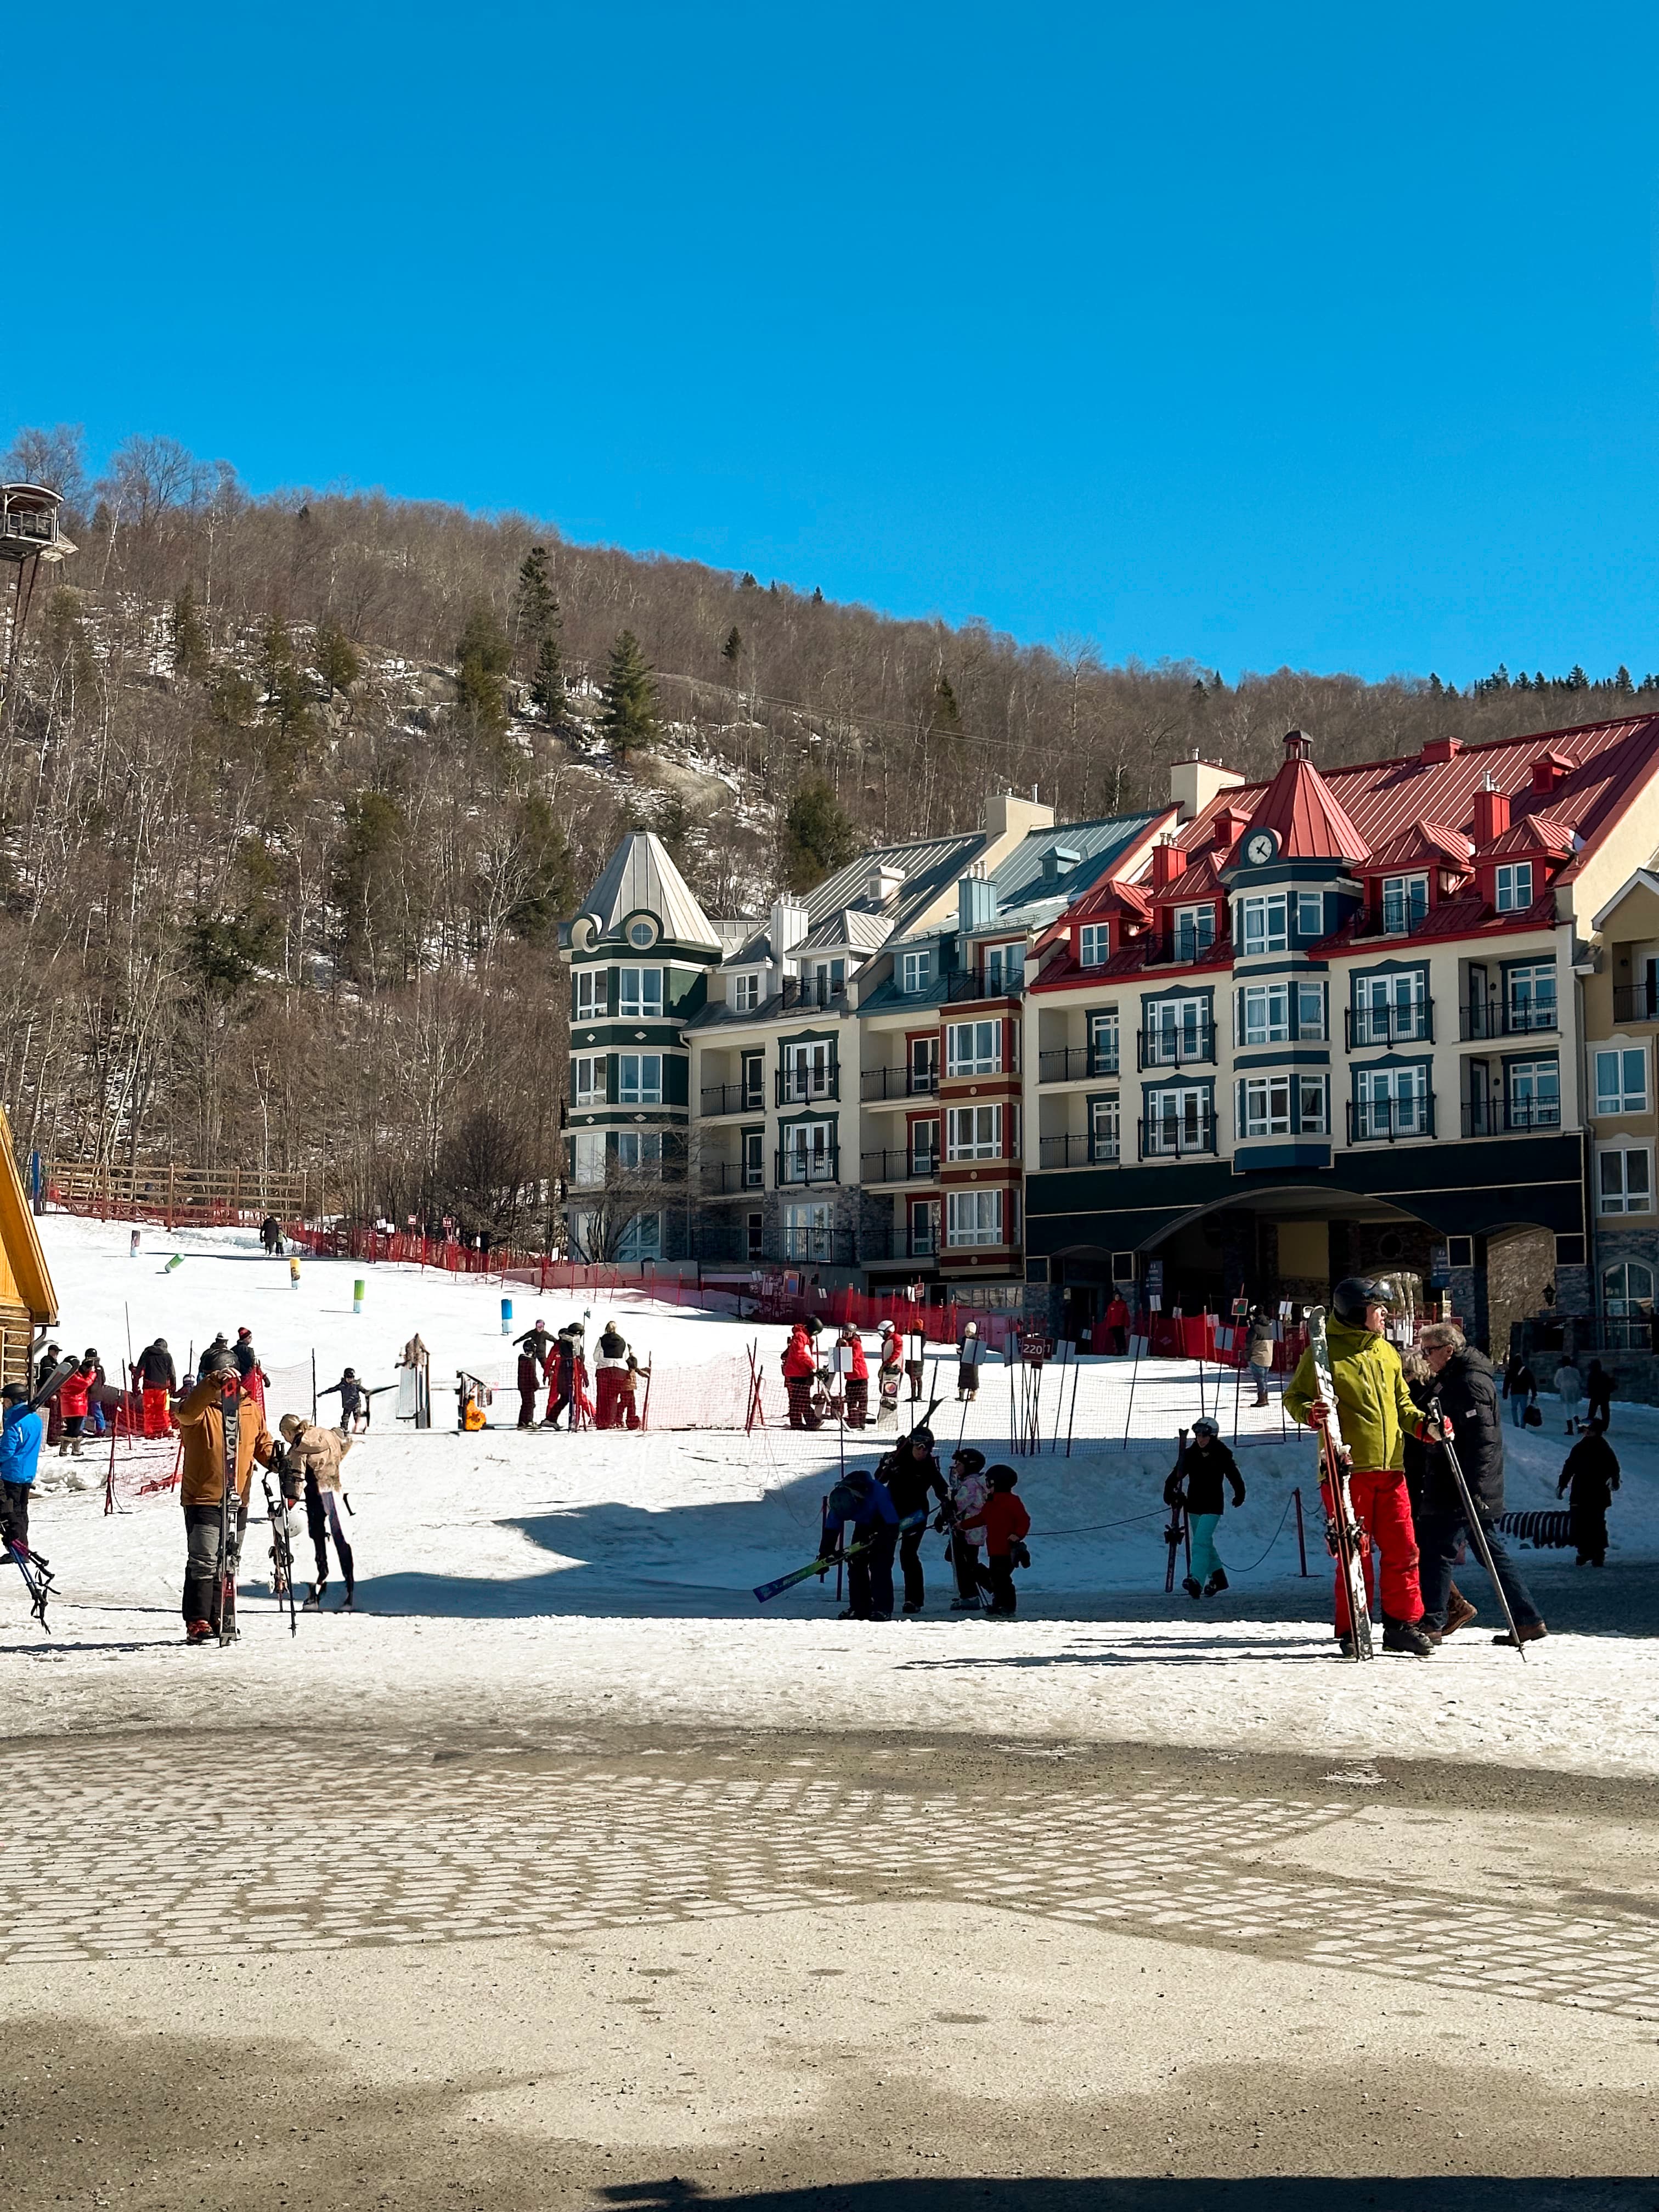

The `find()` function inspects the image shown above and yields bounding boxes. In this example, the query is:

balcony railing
[1346,1002,1434,1048]
[860,1149,941,1183]
[776,1145,840,1186]
[1038,1044,1120,1083]
[1040,1133,1120,1168]
[701,1081,765,1116]
[1461,1097,1563,1137]
[1138,1114,1216,1159]
[941,971,1002,1003]
[779,1226,856,1265]
[776,1067,839,1105]
[1460,998,1559,1040]
[780,975,848,1012]
[1347,1096,1435,1143]
[0,505,61,546]
[702,1161,766,1194]
[860,1063,939,1101]
[1613,983,1659,1024]
[1137,1023,1215,1070]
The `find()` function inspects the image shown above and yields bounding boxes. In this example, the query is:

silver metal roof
[575,831,722,952]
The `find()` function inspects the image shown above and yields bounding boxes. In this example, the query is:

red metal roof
[1362,821,1473,872]
[1223,751,1370,865]
[1477,814,1574,860]
[1173,713,1659,878]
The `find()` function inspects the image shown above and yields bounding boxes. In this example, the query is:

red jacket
[782,1325,816,1380]
[58,1364,94,1418]
[841,1335,868,1381]
[962,1491,1030,1553]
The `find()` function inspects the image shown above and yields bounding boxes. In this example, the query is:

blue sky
[8,2,1658,682]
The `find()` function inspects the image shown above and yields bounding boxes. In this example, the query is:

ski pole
[1293,1486,1308,1576]
[1430,1396,1527,1658]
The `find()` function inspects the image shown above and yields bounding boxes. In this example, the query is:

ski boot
[337,1584,356,1611]
[1181,1575,1202,1599]
[303,1577,328,1611]
[1204,1569,1228,1596]
[186,1618,213,1645]
[1381,1615,1435,1657]
[1336,1630,1358,1659]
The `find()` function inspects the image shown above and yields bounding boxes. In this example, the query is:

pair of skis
[3,1353,79,1630]
[754,1509,926,1603]
[262,1472,298,1637]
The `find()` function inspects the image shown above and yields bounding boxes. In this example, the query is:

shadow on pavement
[601,2181,1651,2211]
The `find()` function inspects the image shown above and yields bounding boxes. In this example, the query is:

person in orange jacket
[174,1350,281,1642]
[781,1320,819,1429]
[959,1463,1031,1617]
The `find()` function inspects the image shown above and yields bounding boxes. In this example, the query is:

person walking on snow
[1284,1276,1437,1657]
[782,1320,818,1429]
[1245,1312,1277,1407]
[875,1321,904,1421]
[136,1338,178,1438]
[956,1318,987,1401]
[1558,1419,1620,1566]
[1584,1359,1616,1432]
[817,1465,900,1620]
[1416,1322,1547,1647]
[1553,1354,1584,1434]
[958,1464,1031,1617]
[54,1352,97,1458]
[174,1349,280,1643]
[278,1413,356,1609]
[837,1322,869,1427]
[318,1369,366,1434]
[1163,1416,1245,1597]
[944,1445,989,1610]
[1502,1349,1537,1427]
[878,1424,949,1613]
[0,1380,46,1583]
[594,1321,633,1429]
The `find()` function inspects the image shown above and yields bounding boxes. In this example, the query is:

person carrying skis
[782,1320,818,1429]
[1163,1416,1245,1597]
[958,1464,1031,1617]
[817,1464,900,1620]
[1284,1276,1436,1657]
[837,1322,869,1427]
[174,1348,280,1644]
[1416,1321,1547,1646]
[594,1320,631,1429]
[1245,1311,1277,1408]
[944,1444,989,1610]
[136,1338,178,1438]
[1558,1418,1620,1567]
[875,1321,904,1421]
[277,1412,356,1609]
[956,1319,986,1402]
[0,1380,45,1572]
[878,1424,949,1613]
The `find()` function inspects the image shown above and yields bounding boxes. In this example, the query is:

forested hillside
[3,422,1652,1244]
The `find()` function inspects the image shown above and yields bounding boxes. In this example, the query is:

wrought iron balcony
[1346,1002,1434,1048]
[1347,1096,1435,1143]
[860,1063,939,1101]
[1461,1097,1563,1137]
[1039,1133,1120,1167]
[1137,1023,1215,1070]
[1038,1044,1120,1083]
[1460,998,1559,1040]
[860,1149,940,1184]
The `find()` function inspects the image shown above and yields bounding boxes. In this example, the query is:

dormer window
[731,972,760,1013]
[1172,904,1215,962]
[1079,923,1109,969]
[1496,862,1533,913]
[983,941,1022,994]
[1381,873,1429,935]
[900,949,934,995]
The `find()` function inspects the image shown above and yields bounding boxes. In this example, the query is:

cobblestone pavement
[5,1736,1657,2022]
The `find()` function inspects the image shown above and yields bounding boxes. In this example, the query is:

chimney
[983,791,1056,839]
[1169,752,1246,824]
[958,865,998,934]
[1150,839,1188,890]
[769,896,809,960]
[1421,735,1462,765]
[1471,781,1510,846]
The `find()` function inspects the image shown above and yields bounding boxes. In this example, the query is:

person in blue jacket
[818,1465,900,1621]
[1,1380,46,1561]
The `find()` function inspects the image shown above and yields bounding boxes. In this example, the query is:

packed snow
[7,1214,1657,1778]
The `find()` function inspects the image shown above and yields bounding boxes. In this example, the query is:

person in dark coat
[1584,1360,1616,1432]
[136,1338,178,1438]
[817,1466,900,1621]
[516,1347,543,1429]
[878,1425,949,1614]
[515,1318,555,1370]
[1502,1350,1537,1428]
[1558,1420,1620,1566]
[1418,1323,1546,1646]
[1402,1350,1474,1635]
[1162,1416,1245,1597]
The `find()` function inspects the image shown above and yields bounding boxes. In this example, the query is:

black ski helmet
[1331,1276,1396,1326]
[2,1381,27,1405]
[951,1445,986,1474]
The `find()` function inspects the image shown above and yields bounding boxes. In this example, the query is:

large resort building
[559,713,1659,1359]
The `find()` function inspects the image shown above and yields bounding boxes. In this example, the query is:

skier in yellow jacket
[1284,1277,1436,1657]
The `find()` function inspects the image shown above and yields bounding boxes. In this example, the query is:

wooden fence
[45,1160,320,1226]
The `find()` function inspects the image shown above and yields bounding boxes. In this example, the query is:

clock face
[1246,831,1277,865]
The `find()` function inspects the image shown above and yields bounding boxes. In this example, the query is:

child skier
[958,1463,1031,1617]
[1163,1416,1246,1597]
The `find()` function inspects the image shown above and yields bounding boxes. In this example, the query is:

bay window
[616,1053,663,1105]
[618,967,663,1020]
[1236,894,1288,956]
[946,1104,1002,1161]
[947,1189,1005,1248]
[947,1019,1002,1076]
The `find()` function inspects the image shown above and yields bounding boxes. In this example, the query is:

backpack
[1522,1403,1542,1428]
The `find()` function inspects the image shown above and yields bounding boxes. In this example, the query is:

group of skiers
[816,1424,1032,1620]
[514,1317,642,1431]
[780,1315,996,1430]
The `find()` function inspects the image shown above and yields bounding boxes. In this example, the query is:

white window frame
[1356,1063,1429,1137]
[946,1188,1004,1248]
[946,1018,1002,1076]
[615,1130,663,1175]
[900,949,934,995]
[572,1130,606,1188]
[946,1104,1002,1161]
[731,972,761,1013]
[1295,979,1327,1040]
[741,1128,766,1188]
[1298,1074,1329,1135]
[617,1052,663,1105]
[1089,1008,1120,1073]
[1602,1258,1655,1316]
[1090,1095,1120,1161]
[1237,893,1288,956]
[1295,891,1325,938]
[1496,861,1534,913]
[1354,968,1427,1045]
[1505,960,1556,1032]
[1146,997,1208,1066]
[1171,904,1215,960]
[618,966,663,1020]
[1598,1147,1652,1215]
[1595,1047,1648,1116]
[1239,982,1290,1048]
[782,1040,834,1101]
[1506,1057,1560,1125]
[1238,1074,1292,1139]
[1381,873,1429,935]
[1079,923,1109,969]
[782,1120,836,1183]
[572,1055,603,1107]
[574,968,606,1022]
[1144,1086,1212,1155]
[983,941,1022,995]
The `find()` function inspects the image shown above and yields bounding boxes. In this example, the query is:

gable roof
[1592,867,1659,933]
[1361,821,1473,872]
[575,831,721,952]
[0,1105,57,1325]
[1476,814,1574,860]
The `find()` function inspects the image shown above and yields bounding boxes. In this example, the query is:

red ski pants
[141,1387,172,1439]
[1319,1466,1423,1631]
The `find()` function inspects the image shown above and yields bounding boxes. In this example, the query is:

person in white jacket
[946,1446,989,1610]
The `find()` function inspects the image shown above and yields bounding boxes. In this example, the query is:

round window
[628,918,656,949]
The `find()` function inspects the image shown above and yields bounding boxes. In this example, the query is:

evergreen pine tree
[1615,665,1634,696]
[1567,664,1588,692]
[933,673,961,730]
[514,545,560,676]
[812,586,824,606]
[722,625,742,664]
[314,616,360,695]
[782,774,859,892]
[455,605,512,737]
[170,583,210,682]
[530,633,565,719]
[600,629,659,754]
